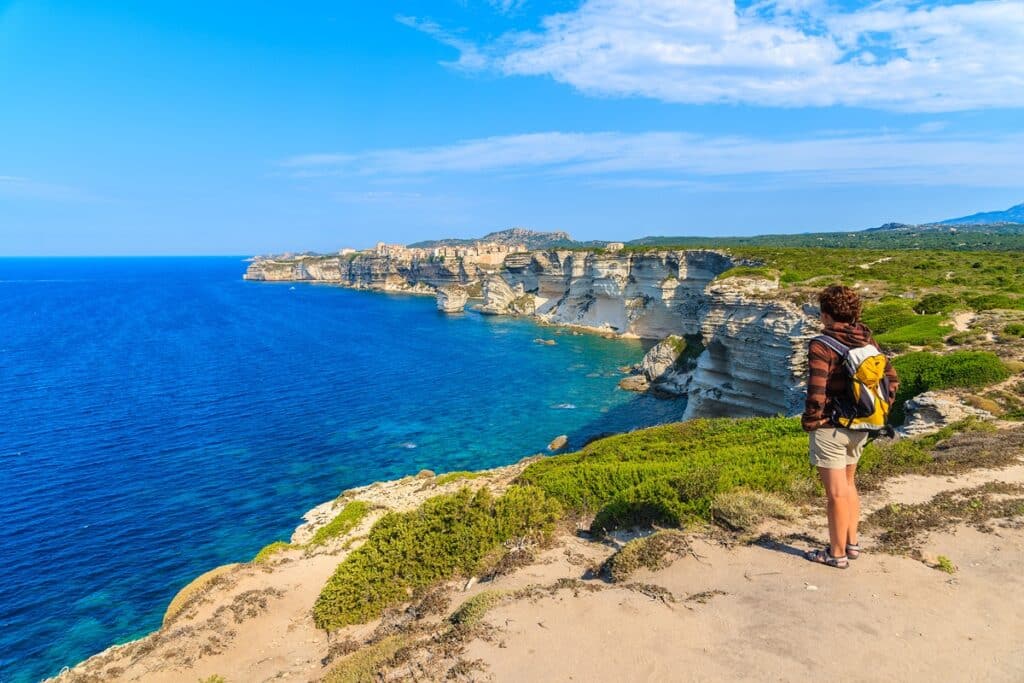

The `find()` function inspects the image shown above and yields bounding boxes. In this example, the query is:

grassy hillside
[628,223,1024,251]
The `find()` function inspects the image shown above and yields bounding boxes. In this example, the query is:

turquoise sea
[0,257,682,682]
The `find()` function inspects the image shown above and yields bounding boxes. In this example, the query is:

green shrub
[519,417,813,532]
[862,300,950,345]
[252,541,292,564]
[449,590,506,629]
[710,489,797,531]
[602,530,690,582]
[914,293,961,315]
[322,635,410,683]
[313,486,561,630]
[1003,323,1024,338]
[862,301,919,334]
[968,293,1024,311]
[875,316,951,346]
[714,266,779,281]
[309,501,371,547]
[891,351,1011,423]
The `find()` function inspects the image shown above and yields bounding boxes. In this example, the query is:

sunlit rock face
[483,253,819,419]
[683,276,820,419]
[436,285,468,313]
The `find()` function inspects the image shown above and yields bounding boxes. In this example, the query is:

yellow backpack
[814,335,893,432]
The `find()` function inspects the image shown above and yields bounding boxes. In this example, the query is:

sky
[1,0,1022,255]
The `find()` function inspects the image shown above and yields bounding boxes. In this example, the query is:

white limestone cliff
[244,249,820,420]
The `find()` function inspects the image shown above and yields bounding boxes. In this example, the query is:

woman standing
[802,285,899,568]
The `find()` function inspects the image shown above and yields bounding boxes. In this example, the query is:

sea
[0,257,683,682]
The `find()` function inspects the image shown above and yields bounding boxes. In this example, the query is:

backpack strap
[812,334,849,359]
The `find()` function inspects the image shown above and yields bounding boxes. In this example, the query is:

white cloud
[280,128,1024,188]
[407,0,1024,111]
[396,15,487,70]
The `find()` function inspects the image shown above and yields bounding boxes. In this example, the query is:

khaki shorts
[809,427,869,470]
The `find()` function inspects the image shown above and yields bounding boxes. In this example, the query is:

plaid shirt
[801,322,899,432]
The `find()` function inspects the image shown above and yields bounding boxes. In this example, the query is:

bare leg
[846,464,859,546]
[818,467,849,558]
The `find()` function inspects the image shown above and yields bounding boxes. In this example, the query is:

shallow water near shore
[0,257,682,682]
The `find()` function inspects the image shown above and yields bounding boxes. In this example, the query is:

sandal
[846,543,862,560]
[804,548,848,569]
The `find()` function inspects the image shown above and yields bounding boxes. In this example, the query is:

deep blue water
[0,257,682,682]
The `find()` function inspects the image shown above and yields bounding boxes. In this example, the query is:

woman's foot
[804,548,849,569]
[846,543,861,560]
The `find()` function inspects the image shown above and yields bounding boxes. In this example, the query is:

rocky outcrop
[436,285,468,313]
[479,275,536,316]
[898,391,996,437]
[683,276,818,419]
[620,335,698,396]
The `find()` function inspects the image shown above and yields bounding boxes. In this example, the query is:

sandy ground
[53,455,1024,683]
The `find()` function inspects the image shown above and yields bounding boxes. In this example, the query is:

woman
[802,285,899,568]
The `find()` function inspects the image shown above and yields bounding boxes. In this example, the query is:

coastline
[42,248,1024,681]
[52,421,1024,682]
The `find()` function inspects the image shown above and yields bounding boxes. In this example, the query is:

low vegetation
[861,299,951,347]
[601,530,690,583]
[858,422,1023,490]
[518,417,813,533]
[309,501,371,547]
[890,351,1011,423]
[322,635,411,683]
[448,590,507,630]
[313,486,562,630]
[251,500,371,565]
[866,481,1024,554]
[433,470,486,487]
[252,541,292,564]
[713,265,780,281]
[710,489,797,531]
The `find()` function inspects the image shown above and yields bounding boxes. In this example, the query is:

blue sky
[1,0,1022,255]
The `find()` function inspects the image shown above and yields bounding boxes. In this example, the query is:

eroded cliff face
[479,251,818,418]
[244,249,818,419]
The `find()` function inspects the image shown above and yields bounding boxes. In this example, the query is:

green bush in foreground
[891,351,1011,423]
[309,500,370,547]
[518,417,812,533]
[313,486,561,630]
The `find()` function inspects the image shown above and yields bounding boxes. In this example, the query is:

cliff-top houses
[371,240,526,266]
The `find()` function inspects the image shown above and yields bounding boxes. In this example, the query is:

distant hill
[410,227,582,250]
[936,202,1024,226]
[626,202,1024,252]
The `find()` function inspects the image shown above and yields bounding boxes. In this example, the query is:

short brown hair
[819,285,861,323]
